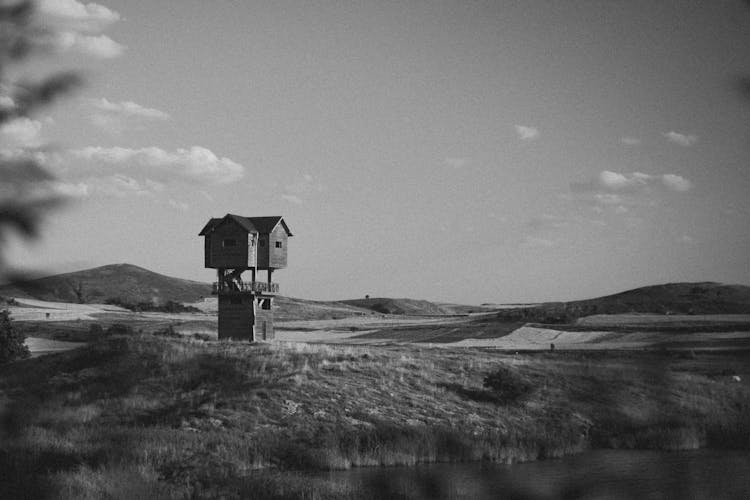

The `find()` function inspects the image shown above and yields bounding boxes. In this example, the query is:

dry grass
[1,335,749,498]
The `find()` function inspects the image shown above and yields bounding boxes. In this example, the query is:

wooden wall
[254,301,274,340]
[218,293,254,340]
[269,225,288,269]
[208,223,250,269]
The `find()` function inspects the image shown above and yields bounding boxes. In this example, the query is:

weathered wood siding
[269,225,288,269]
[208,223,249,269]
[256,234,269,269]
[218,293,254,340]
[254,303,274,340]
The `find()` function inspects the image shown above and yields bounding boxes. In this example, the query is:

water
[324,450,750,499]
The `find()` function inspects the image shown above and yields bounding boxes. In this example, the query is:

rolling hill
[341,297,454,315]
[494,282,750,323]
[0,264,212,304]
[0,264,461,317]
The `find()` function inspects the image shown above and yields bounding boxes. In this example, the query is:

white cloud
[569,169,692,212]
[514,125,539,141]
[281,173,324,204]
[444,157,468,169]
[38,0,120,31]
[281,194,303,205]
[87,174,151,198]
[0,117,43,147]
[620,137,641,145]
[54,31,125,58]
[663,131,698,147]
[71,145,245,184]
[598,170,652,191]
[45,180,89,199]
[168,199,189,211]
[593,193,624,205]
[90,98,170,120]
[589,171,691,194]
[661,173,692,192]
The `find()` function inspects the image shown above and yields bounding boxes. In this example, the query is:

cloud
[0,117,43,147]
[89,98,170,120]
[38,0,120,32]
[42,180,89,199]
[86,174,150,197]
[281,173,324,204]
[597,170,652,191]
[38,1,124,59]
[568,170,692,212]
[70,145,245,184]
[572,170,693,195]
[620,137,641,145]
[663,131,698,147]
[514,125,539,141]
[661,173,692,192]
[444,157,468,169]
[168,199,189,211]
[281,194,303,205]
[54,31,125,58]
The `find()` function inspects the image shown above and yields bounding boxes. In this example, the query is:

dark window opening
[275,241,282,248]
[261,298,272,310]
[222,238,237,247]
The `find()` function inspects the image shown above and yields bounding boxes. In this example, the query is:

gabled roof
[198,215,292,236]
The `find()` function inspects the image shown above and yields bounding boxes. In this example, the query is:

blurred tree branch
[0,0,82,278]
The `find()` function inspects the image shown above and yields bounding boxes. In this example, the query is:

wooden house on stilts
[199,214,292,341]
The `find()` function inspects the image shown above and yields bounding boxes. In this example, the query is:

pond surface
[324,449,750,499]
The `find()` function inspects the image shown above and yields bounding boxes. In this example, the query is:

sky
[2,0,750,304]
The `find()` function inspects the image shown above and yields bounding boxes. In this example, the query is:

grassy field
[1,334,749,499]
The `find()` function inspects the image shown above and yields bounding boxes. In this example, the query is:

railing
[212,281,279,295]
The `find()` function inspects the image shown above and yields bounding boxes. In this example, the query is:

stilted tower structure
[199,214,292,341]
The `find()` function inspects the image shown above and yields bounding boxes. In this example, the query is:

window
[222,238,237,247]
[275,241,283,248]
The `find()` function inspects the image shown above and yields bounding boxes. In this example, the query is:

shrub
[482,365,532,403]
[105,297,200,313]
[89,323,105,336]
[153,325,181,338]
[0,310,30,364]
[105,323,136,336]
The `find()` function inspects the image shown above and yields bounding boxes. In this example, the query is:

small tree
[0,310,30,364]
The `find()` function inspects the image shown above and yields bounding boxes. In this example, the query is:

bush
[105,297,200,313]
[153,325,181,338]
[105,323,136,336]
[0,310,30,364]
[89,323,105,336]
[483,365,532,403]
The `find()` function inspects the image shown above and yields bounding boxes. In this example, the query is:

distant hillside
[274,296,373,321]
[0,264,212,304]
[495,282,750,323]
[341,297,454,316]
